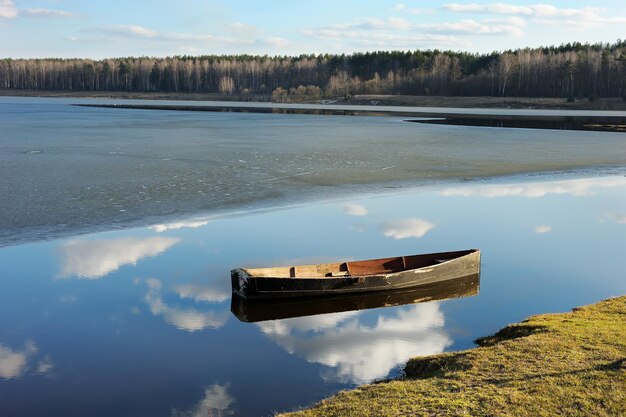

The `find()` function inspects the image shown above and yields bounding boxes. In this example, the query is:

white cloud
[312,18,412,32]
[304,29,457,48]
[351,34,459,49]
[58,236,180,279]
[604,213,626,225]
[442,3,626,27]
[230,22,260,33]
[160,32,220,42]
[84,25,223,43]
[393,3,433,15]
[483,16,527,26]
[301,13,525,50]
[416,19,524,36]
[143,279,230,332]
[443,3,602,18]
[380,218,435,239]
[264,36,289,47]
[258,302,451,383]
[20,8,79,18]
[172,383,235,417]
[88,25,159,38]
[350,224,366,233]
[150,220,209,233]
[394,3,410,12]
[0,0,16,18]
[534,225,552,234]
[373,17,412,30]
[340,203,368,217]
[535,15,626,28]
[0,1,78,19]
[439,177,626,199]
[82,25,288,48]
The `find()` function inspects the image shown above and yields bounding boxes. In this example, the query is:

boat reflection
[231,273,479,323]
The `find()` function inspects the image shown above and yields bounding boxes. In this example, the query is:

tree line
[1,41,624,99]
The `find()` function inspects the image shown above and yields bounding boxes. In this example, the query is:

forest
[1,41,624,99]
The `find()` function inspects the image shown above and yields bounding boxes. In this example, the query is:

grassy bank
[281,296,626,416]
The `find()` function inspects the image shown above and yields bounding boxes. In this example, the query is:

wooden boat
[231,249,480,299]
[231,273,479,322]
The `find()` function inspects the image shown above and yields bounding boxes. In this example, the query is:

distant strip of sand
[2,89,626,110]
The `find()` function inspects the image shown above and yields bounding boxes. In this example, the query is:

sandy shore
[2,89,626,110]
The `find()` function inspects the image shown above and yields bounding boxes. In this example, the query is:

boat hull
[232,273,480,322]
[231,249,480,299]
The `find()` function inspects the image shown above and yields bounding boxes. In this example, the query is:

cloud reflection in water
[58,236,180,279]
[380,218,435,240]
[340,203,368,217]
[0,341,53,380]
[534,225,552,234]
[150,220,210,233]
[171,382,235,417]
[142,278,230,332]
[439,177,626,198]
[258,302,450,384]
[173,283,230,304]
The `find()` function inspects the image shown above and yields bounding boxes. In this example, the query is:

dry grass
[342,95,626,110]
[281,296,626,416]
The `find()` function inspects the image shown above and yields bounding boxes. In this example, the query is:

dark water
[3,97,626,247]
[79,102,626,132]
[411,116,626,132]
[1,174,625,416]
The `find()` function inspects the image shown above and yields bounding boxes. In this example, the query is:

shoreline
[2,89,626,111]
[75,102,626,132]
[2,166,624,249]
[281,296,626,416]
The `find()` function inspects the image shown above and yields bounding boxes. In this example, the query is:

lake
[0,97,625,416]
[1,172,625,416]
[2,97,626,247]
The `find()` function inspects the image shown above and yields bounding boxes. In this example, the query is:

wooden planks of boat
[231,273,480,322]
[231,249,480,299]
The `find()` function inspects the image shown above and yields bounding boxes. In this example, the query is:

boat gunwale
[238,249,479,280]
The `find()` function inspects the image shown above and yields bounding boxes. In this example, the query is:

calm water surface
[1,174,625,416]
[2,97,626,246]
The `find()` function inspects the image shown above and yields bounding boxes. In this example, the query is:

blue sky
[1,0,625,58]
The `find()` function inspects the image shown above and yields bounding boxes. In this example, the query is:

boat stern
[231,268,251,298]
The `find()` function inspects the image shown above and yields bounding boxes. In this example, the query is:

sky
[1,0,625,58]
